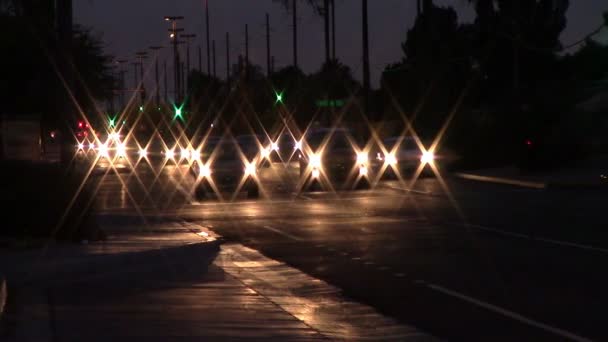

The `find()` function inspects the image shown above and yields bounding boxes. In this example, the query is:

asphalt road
[90,156,608,341]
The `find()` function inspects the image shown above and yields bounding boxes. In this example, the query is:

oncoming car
[299,128,375,190]
[191,137,260,199]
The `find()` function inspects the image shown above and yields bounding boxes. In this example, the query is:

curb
[8,240,221,286]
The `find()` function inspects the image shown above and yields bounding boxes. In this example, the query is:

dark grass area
[0,161,104,242]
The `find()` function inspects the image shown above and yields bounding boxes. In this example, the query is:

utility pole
[181,33,196,91]
[149,46,163,105]
[245,24,249,81]
[136,51,148,105]
[331,0,336,60]
[205,0,211,75]
[292,0,298,68]
[115,59,128,109]
[164,16,185,103]
[163,60,168,103]
[198,45,202,72]
[132,62,139,90]
[362,0,371,120]
[181,62,185,98]
[226,32,230,81]
[212,40,217,79]
[324,0,330,64]
[266,13,271,77]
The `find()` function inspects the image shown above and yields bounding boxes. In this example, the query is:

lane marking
[260,225,303,241]
[425,282,592,342]
[455,173,546,189]
[382,184,433,195]
[535,237,608,254]
[461,223,529,239]
[453,222,608,254]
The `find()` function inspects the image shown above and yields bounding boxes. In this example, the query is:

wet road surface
[89,157,608,341]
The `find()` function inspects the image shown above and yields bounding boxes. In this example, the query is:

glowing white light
[421,151,435,164]
[138,148,148,157]
[376,152,383,161]
[357,152,368,165]
[310,154,322,168]
[385,153,398,166]
[294,140,302,150]
[359,165,368,176]
[311,168,320,179]
[190,149,201,161]
[181,148,190,159]
[77,143,84,150]
[261,147,271,158]
[109,132,120,141]
[98,144,109,158]
[199,164,211,178]
[117,144,127,158]
[271,142,279,151]
[165,149,175,159]
[244,163,257,176]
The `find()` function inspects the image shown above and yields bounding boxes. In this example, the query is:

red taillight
[525,139,533,147]
[78,121,83,128]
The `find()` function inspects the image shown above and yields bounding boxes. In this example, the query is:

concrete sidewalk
[1,216,434,341]
[455,155,608,189]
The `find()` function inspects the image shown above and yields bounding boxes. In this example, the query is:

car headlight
[244,163,256,176]
[261,147,271,158]
[421,151,435,164]
[385,153,397,166]
[190,149,201,161]
[271,142,279,151]
[138,148,148,157]
[98,144,109,158]
[359,165,368,176]
[199,164,211,178]
[294,140,302,150]
[357,152,368,165]
[165,149,175,159]
[77,142,84,150]
[181,148,190,159]
[311,168,320,178]
[117,144,127,158]
[309,154,322,169]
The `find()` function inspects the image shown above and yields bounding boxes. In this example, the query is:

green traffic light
[139,106,144,112]
[109,117,116,128]
[173,103,184,120]
[275,91,284,104]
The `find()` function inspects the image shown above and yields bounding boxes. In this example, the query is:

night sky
[75,0,608,88]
